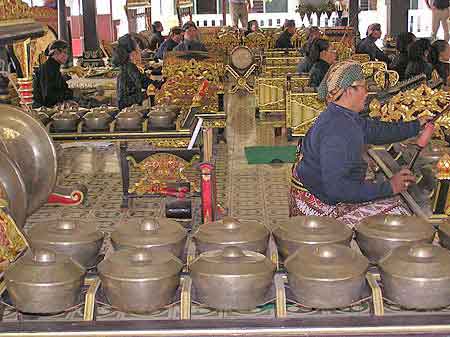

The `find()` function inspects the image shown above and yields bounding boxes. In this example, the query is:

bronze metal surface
[4,249,85,314]
[355,215,436,263]
[0,151,27,228]
[190,246,275,310]
[193,216,270,253]
[27,219,104,268]
[0,104,57,214]
[273,216,353,258]
[98,249,182,314]
[380,243,450,309]
[285,244,369,309]
[111,218,187,258]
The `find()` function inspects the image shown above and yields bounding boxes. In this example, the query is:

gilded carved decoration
[351,53,371,63]
[127,153,200,195]
[244,32,268,51]
[163,56,223,85]
[369,83,450,139]
[331,42,352,61]
[0,0,33,24]
[0,207,28,269]
[265,57,302,67]
[437,154,450,180]
[202,119,226,129]
[145,137,191,148]
[362,61,399,89]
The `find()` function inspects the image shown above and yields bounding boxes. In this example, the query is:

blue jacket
[296,103,420,205]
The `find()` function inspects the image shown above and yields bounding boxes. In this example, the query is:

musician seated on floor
[405,39,433,80]
[389,32,416,81]
[289,60,430,227]
[155,27,184,60]
[429,40,450,84]
[308,39,336,88]
[297,26,322,74]
[275,20,296,49]
[173,21,208,52]
[112,34,154,110]
[32,40,75,108]
[356,23,390,63]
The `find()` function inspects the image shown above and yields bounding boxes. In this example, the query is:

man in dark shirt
[275,20,296,49]
[156,27,184,59]
[174,22,207,52]
[426,0,449,42]
[356,23,390,63]
[32,40,74,108]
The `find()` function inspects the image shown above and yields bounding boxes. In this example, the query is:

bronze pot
[0,151,27,228]
[116,110,143,131]
[273,216,353,258]
[0,104,57,215]
[111,218,187,258]
[190,246,275,310]
[52,112,80,132]
[98,249,183,313]
[379,244,450,309]
[355,215,436,263]
[194,217,270,254]
[83,111,112,131]
[285,244,369,309]
[148,107,175,129]
[27,219,104,268]
[4,249,85,314]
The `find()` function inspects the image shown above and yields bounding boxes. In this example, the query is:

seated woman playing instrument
[112,34,154,110]
[308,39,336,88]
[290,60,430,227]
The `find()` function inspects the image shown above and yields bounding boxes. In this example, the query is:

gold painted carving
[145,137,190,148]
[244,32,268,50]
[0,207,28,270]
[374,70,399,88]
[0,0,33,23]
[351,53,370,63]
[437,154,450,180]
[362,61,387,79]
[203,119,226,129]
[127,153,200,195]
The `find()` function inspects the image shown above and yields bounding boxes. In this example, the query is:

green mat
[244,146,297,164]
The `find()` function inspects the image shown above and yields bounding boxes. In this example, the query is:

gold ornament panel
[0,0,33,23]
[127,153,200,195]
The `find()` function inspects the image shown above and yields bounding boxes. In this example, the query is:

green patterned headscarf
[317,60,366,102]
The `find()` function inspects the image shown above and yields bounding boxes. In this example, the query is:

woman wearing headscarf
[297,26,321,74]
[356,23,390,63]
[289,60,430,227]
[389,32,416,81]
[405,39,433,80]
[429,39,450,84]
[32,40,74,108]
[112,34,153,110]
[308,39,336,87]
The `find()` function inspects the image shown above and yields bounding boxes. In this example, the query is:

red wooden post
[222,0,226,26]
